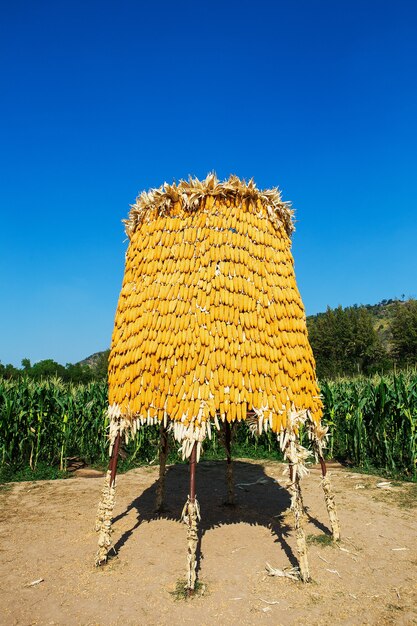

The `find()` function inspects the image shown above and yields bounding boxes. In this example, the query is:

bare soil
[0,459,416,626]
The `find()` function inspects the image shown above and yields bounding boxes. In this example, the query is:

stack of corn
[108,174,322,458]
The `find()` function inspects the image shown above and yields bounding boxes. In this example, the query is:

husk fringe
[125,173,294,238]
[106,403,315,461]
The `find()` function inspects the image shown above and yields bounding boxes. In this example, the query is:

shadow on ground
[110,460,330,572]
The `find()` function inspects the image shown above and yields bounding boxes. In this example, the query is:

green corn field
[319,372,417,477]
[0,378,109,473]
[0,372,416,479]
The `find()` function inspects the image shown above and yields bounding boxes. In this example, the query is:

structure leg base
[321,473,341,541]
[95,470,116,565]
[182,496,201,592]
[94,430,120,565]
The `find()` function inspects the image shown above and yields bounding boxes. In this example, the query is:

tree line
[0,351,110,383]
[307,298,417,378]
[1,299,416,383]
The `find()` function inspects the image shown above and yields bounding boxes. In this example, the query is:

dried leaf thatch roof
[124,173,294,239]
[108,175,322,455]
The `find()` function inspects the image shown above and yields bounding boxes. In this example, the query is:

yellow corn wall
[108,178,322,432]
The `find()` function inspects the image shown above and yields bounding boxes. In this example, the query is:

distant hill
[78,350,110,377]
[78,352,106,367]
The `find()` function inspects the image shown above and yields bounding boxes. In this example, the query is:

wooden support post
[318,453,341,541]
[224,421,235,505]
[156,422,169,511]
[288,462,310,582]
[182,443,200,595]
[306,413,341,542]
[95,431,121,565]
[190,442,196,503]
[319,455,327,478]
[109,431,121,488]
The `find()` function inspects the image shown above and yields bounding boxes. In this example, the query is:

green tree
[0,362,19,379]
[21,358,31,371]
[308,305,385,378]
[345,306,385,374]
[307,306,350,378]
[28,359,67,380]
[390,299,417,366]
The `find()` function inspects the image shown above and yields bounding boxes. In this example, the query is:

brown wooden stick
[156,422,169,510]
[288,462,310,582]
[317,452,341,541]
[189,442,197,502]
[224,420,235,504]
[319,454,327,477]
[95,430,120,566]
[185,443,199,595]
[109,432,121,487]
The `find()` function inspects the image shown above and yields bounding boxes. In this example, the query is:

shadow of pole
[110,460,296,573]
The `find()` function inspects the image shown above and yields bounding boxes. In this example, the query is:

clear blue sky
[1,0,416,367]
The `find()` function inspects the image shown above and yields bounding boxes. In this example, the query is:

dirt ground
[0,459,416,626]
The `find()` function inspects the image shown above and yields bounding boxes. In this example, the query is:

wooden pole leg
[95,431,121,565]
[224,420,235,505]
[155,422,169,512]
[318,455,341,541]
[289,462,310,582]
[307,414,341,542]
[181,443,200,595]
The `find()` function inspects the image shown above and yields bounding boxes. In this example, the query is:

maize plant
[0,372,416,477]
[320,371,417,477]
[0,378,110,469]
